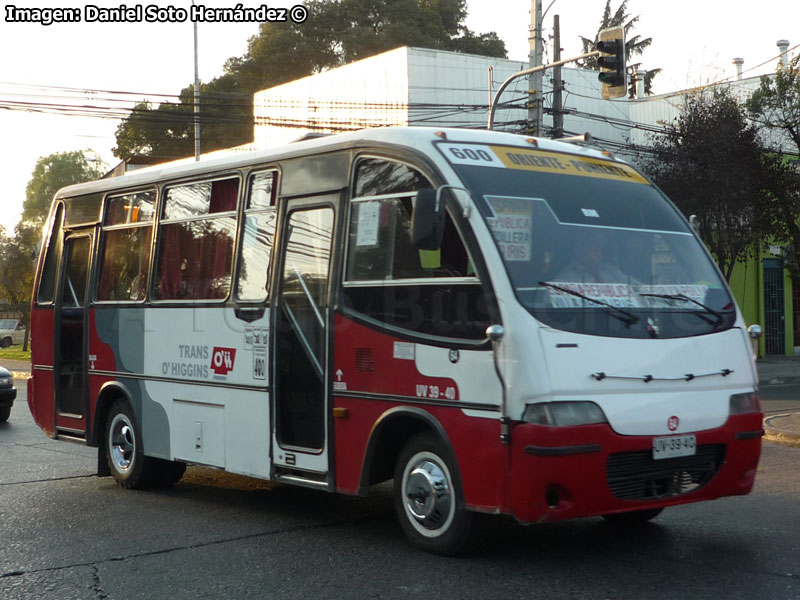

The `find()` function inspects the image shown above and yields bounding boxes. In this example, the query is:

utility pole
[527,0,543,136]
[192,0,201,161]
[551,14,564,138]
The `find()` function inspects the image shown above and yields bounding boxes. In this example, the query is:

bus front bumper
[507,413,763,523]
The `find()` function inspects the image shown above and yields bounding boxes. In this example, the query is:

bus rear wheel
[394,432,473,555]
[105,399,155,489]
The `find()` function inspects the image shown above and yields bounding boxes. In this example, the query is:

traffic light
[596,26,626,99]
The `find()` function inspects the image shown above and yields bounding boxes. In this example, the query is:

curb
[763,413,800,448]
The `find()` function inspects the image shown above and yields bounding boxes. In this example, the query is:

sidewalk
[756,354,800,448]
[3,355,800,447]
[2,358,30,381]
[756,353,800,386]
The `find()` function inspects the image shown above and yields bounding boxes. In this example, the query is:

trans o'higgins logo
[211,347,237,377]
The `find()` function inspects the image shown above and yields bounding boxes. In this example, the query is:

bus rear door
[54,232,93,439]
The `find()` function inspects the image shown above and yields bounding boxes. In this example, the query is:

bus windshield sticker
[486,196,533,262]
[437,143,649,184]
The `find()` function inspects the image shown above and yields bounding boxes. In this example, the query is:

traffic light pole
[487,50,599,131]
[551,14,564,139]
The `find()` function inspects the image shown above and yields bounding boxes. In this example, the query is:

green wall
[727,251,794,357]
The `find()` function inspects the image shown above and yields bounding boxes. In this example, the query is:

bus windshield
[446,145,735,339]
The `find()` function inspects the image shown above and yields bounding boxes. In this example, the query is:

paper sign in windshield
[486,197,533,262]
[355,201,380,247]
[547,283,710,309]
[548,283,639,308]
[638,284,709,307]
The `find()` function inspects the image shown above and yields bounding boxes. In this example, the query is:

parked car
[0,319,25,348]
[0,365,16,422]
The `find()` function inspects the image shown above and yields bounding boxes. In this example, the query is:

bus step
[274,469,329,490]
[55,431,86,444]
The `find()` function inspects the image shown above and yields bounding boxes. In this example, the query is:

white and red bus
[28,127,763,553]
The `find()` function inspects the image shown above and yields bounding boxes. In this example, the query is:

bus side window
[235,170,278,302]
[342,158,489,340]
[36,204,65,304]
[97,190,156,302]
[153,177,239,301]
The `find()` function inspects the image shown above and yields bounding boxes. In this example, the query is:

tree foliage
[0,151,103,339]
[23,151,104,225]
[113,0,506,162]
[0,223,38,320]
[747,54,800,154]
[746,54,800,279]
[578,0,660,97]
[647,89,776,281]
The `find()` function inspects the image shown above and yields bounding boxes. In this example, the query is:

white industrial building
[249,43,796,166]
[253,46,629,149]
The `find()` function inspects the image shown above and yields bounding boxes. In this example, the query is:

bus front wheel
[393,432,473,555]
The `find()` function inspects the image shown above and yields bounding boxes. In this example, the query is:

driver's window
[346,159,472,282]
[343,158,488,340]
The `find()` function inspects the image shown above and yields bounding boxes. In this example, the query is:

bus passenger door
[272,198,337,481]
[54,233,92,439]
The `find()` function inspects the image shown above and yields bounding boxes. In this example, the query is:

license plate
[652,434,696,460]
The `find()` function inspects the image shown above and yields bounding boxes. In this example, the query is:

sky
[1,0,798,233]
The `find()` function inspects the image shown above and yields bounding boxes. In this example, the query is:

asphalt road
[760,383,800,414]
[2,387,800,600]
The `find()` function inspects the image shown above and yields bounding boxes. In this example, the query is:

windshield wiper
[539,281,640,326]
[638,292,724,325]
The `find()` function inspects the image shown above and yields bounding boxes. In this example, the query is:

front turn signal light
[522,401,607,427]
[729,392,761,415]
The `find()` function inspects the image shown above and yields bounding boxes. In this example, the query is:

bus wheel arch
[359,407,451,494]
[95,388,185,488]
[358,407,473,554]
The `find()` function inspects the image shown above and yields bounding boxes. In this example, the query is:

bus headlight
[729,392,761,415]
[522,402,607,426]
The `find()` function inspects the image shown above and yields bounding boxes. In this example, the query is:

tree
[23,151,105,225]
[113,0,507,162]
[747,54,800,154]
[1,151,104,349]
[647,88,776,281]
[0,224,37,310]
[746,54,800,279]
[577,0,661,97]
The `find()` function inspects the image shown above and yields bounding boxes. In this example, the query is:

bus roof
[53,127,623,200]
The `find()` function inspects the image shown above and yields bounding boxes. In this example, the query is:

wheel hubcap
[404,458,452,531]
[110,415,135,472]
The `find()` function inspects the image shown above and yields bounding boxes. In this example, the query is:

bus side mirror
[411,188,445,250]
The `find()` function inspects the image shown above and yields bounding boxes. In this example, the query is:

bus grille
[606,444,726,501]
